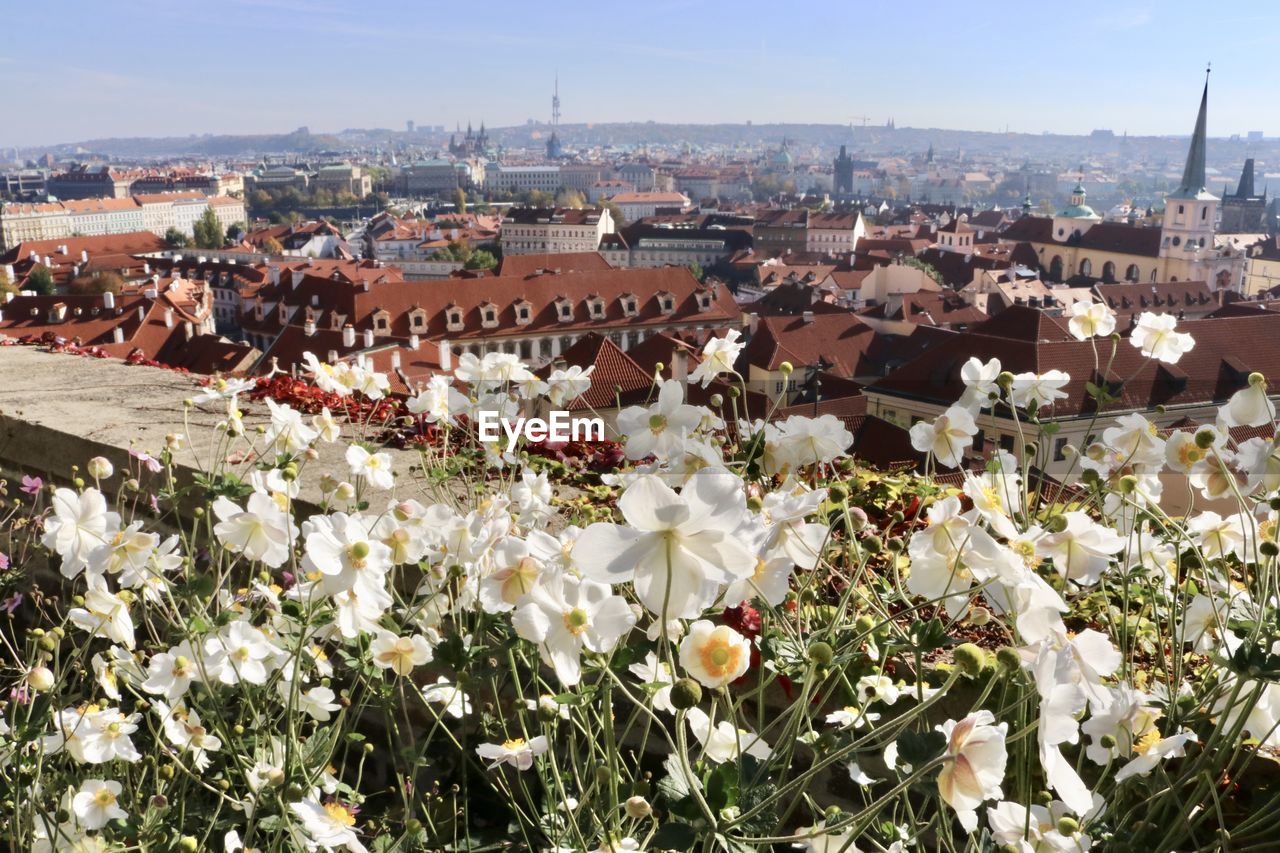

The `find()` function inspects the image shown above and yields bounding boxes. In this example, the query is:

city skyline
[3,0,1279,149]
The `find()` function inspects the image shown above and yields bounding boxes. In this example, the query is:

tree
[192,208,226,250]
[524,189,554,208]
[0,267,13,294]
[263,236,286,255]
[453,188,468,214]
[464,249,497,271]
[26,266,55,295]
[688,260,705,282]
[601,200,625,228]
[165,227,190,249]
[555,188,585,209]
[69,272,124,295]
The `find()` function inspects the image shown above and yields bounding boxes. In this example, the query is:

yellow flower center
[93,788,116,808]
[1134,728,1162,755]
[648,414,668,433]
[699,634,742,678]
[564,607,590,635]
[323,802,357,827]
[502,737,526,750]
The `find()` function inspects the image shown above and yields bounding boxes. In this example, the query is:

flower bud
[38,635,57,652]
[625,795,652,819]
[967,606,991,627]
[72,477,85,489]
[1100,734,1117,749]
[710,394,723,407]
[87,457,114,480]
[1194,428,1217,449]
[727,386,740,399]
[996,371,1015,390]
[1034,790,1054,807]
[779,361,794,376]
[27,666,55,692]
[1249,372,1266,388]
[166,433,184,451]
[807,641,834,666]
[1261,541,1279,558]
[125,478,140,492]
[828,484,849,503]
[995,647,1022,673]
[954,643,986,676]
[1044,514,1069,534]
[1118,475,1138,494]
[178,837,199,852]
[862,535,883,555]
[150,794,168,810]
[1057,817,1079,836]
[746,496,763,512]
[854,614,877,634]
[847,506,869,531]
[670,678,703,710]
[335,482,356,501]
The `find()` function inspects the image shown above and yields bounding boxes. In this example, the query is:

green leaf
[706,761,741,811]
[896,730,946,768]
[651,821,699,848]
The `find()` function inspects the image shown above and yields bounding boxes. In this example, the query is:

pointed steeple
[1237,158,1256,198]
[1170,69,1210,199]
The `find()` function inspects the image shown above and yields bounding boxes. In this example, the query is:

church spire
[1171,67,1210,199]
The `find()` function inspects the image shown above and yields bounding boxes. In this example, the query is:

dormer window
[330,312,344,330]
[255,301,264,321]
[657,292,675,314]
[514,300,532,325]
[556,298,574,322]
[621,294,638,317]
[409,308,427,332]
[277,303,289,323]
[587,296,606,320]
[480,302,499,329]
[372,309,391,334]
[446,306,464,332]
[696,291,712,311]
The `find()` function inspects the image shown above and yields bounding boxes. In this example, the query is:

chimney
[137,305,146,322]
[164,308,174,328]
[802,311,814,324]
[672,349,688,384]
[49,302,67,323]
[113,326,125,344]
[362,328,374,348]
[438,339,452,370]
[80,250,88,263]
[409,333,420,350]
[58,244,68,255]
[197,256,207,264]
[142,262,150,274]
[144,288,158,299]
[291,269,304,289]
[184,321,194,341]
[327,349,339,363]
[268,265,280,287]
[391,350,402,369]
[102,290,115,310]
[342,324,355,348]
[304,319,316,336]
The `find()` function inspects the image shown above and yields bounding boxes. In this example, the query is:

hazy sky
[3,0,1278,148]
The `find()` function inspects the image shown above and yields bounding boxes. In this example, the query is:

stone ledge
[0,346,434,510]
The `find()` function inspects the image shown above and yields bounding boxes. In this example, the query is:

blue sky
[2,0,1278,147]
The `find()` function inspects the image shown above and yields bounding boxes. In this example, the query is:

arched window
[1125,264,1140,282]
[1079,258,1092,278]
[1049,256,1064,281]
[1216,269,1232,289]
[1102,261,1116,283]
[1150,269,1158,282]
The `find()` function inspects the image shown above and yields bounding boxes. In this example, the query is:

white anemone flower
[68,587,136,649]
[302,512,394,599]
[909,405,977,469]
[422,677,472,718]
[42,487,121,579]
[345,444,395,490]
[679,619,751,688]
[936,710,1008,832]
[685,707,770,763]
[616,379,708,461]
[1009,370,1070,409]
[572,469,756,619]
[1067,300,1116,341]
[264,398,319,455]
[1037,511,1125,586]
[369,632,434,677]
[476,735,549,770]
[70,779,127,830]
[545,364,595,407]
[512,574,636,686]
[688,329,744,387]
[958,356,1002,410]
[289,795,367,852]
[1130,311,1195,364]
[212,492,298,569]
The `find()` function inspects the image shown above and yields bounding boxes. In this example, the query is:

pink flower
[20,475,42,496]
[128,448,163,474]
[0,552,8,570]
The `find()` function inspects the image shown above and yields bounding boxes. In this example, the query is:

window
[557,300,573,321]
[973,429,985,450]
[588,298,605,319]
[446,308,464,331]
[999,434,1015,452]
[1201,207,1208,221]
[1053,437,1068,461]
[1178,204,1185,214]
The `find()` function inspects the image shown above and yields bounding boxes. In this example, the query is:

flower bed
[1,309,1280,851]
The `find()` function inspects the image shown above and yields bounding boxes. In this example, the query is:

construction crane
[848,115,871,129]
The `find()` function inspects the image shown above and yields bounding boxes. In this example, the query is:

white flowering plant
[0,307,1279,852]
